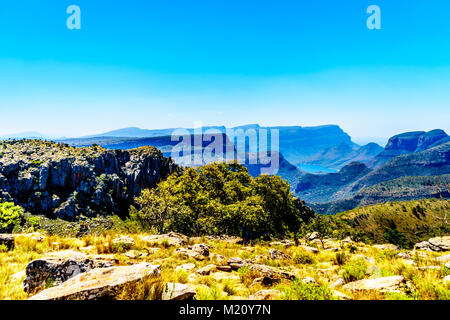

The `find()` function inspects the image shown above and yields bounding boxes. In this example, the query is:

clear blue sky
[0,0,449,144]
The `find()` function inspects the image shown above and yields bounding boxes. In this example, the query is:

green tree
[130,161,305,240]
[0,201,23,233]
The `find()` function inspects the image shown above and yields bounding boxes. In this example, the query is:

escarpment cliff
[0,140,178,219]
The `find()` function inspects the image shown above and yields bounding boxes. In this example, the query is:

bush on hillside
[129,161,303,240]
[0,201,23,233]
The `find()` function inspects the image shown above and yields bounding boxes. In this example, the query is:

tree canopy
[129,161,304,240]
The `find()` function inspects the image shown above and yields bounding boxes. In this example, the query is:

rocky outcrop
[414,236,450,252]
[28,263,161,300]
[0,234,15,250]
[23,250,116,293]
[0,140,178,219]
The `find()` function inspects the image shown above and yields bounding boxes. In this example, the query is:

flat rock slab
[23,250,118,293]
[342,276,406,293]
[29,263,161,300]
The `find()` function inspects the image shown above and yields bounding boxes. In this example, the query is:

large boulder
[23,250,115,293]
[0,234,15,250]
[28,263,161,300]
[342,276,406,294]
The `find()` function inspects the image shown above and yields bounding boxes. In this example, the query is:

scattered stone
[162,282,196,300]
[445,262,450,269]
[270,239,295,247]
[28,263,160,300]
[302,277,317,285]
[112,236,135,250]
[124,250,141,259]
[0,234,15,250]
[216,265,232,272]
[227,257,247,270]
[175,263,196,272]
[23,250,115,293]
[175,247,207,261]
[307,232,319,241]
[241,246,255,252]
[269,249,291,260]
[249,289,281,300]
[373,244,398,251]
[397,252,412,260]
[443,275,450,285]
[249,264,296,281]
[299,245,319,254]
[191,243,209,257]
[414,236,450,252]
[140,232,188,247]
[341,237,353,244]
[342,276,406,294]
[252,276,280,286]
[330,277,344,288]
[210,253,227,264]
[197,264,217,276]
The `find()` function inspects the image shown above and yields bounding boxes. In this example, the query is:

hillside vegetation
[337,199,450,248]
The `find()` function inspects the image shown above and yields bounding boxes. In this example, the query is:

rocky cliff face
[369,130,449,168]
[0,140,178,219]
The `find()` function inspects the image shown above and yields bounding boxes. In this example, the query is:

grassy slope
[337,198,450,246]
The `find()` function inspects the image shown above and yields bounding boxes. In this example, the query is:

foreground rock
[29,263,161,300]
[162,283,196,300]
[414,236,450,252]
[23,250,116,293]
[0,234,15,250]
[342,276,406,294]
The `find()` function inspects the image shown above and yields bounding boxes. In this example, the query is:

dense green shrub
[129,161,303,240]
[0,201,23,233]
[341,258,368,283]
[280,280,333,300]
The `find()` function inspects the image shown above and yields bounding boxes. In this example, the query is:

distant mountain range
[3,124,448,214]
[299,130,450,214]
